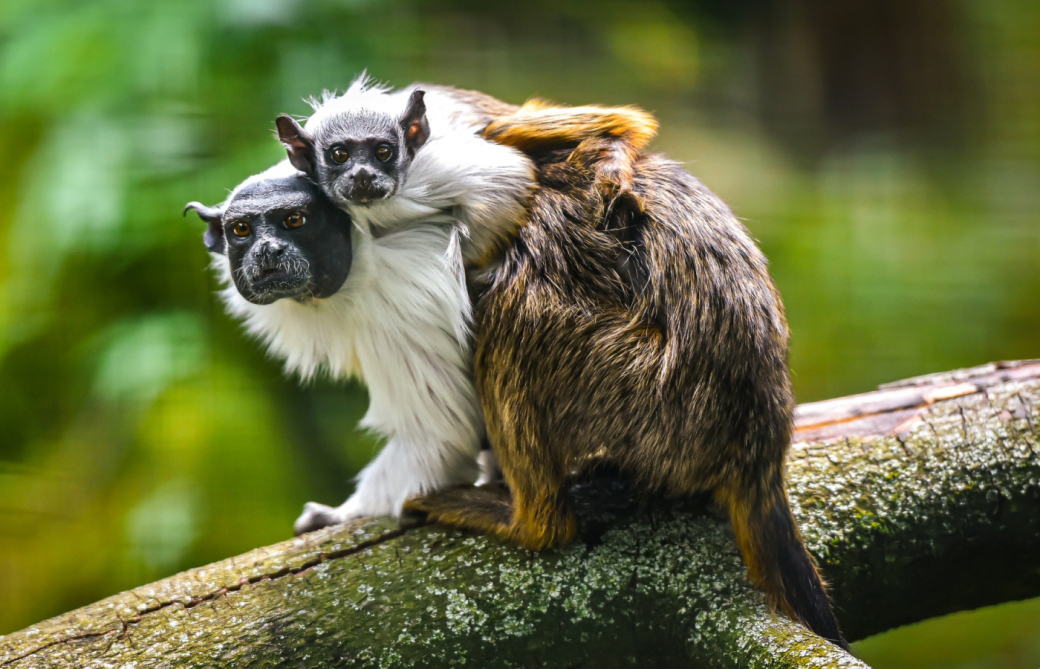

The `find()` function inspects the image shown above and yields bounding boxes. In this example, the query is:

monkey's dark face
[187,175,353,306]
[313,123,406,206]
[276,89,431,209]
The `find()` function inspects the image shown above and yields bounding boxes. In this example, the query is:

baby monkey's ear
[275,115,317,175]
[401,89,430,155]
[184,202,226,255]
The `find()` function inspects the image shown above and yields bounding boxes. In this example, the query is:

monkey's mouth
[343,183,392,206]
[237,270,312,305]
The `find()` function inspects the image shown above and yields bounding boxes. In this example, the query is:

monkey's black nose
[353,170,373,189]
[255,240,286,268]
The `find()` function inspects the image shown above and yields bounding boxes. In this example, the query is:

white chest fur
[216,222,483,523]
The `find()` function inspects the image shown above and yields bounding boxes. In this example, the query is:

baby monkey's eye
[374,144,394,162]
[231,221,252,237]
[330,146,349,164]
[285,212,305,229]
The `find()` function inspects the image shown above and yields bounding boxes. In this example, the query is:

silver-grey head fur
[277,77,430,210]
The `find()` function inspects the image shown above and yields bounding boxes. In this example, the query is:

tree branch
[2,361,1038,668]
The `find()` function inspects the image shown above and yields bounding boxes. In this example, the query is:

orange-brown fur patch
[484,100,659,154]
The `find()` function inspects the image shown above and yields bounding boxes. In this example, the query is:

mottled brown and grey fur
[406,129,847,649]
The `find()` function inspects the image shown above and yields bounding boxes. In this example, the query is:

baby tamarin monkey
[274,76,533,266]
[274,75,656,266]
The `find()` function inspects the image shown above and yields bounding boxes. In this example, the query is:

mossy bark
[1,361,1038,668]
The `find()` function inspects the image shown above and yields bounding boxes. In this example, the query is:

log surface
[2,361,1038,668]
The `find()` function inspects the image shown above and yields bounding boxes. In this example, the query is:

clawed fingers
[293,501,344,536]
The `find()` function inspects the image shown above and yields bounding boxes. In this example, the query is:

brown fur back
[406,114,846,648]
[475,143,793,499]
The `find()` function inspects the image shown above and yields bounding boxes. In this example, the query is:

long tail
[718,476,849,650]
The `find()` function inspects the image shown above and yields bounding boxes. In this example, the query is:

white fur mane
[215,220,482,519]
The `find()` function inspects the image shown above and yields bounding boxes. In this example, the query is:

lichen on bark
[1,362,1037,668]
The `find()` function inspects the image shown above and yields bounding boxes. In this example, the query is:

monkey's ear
[400,89,430,155]
[275,114,317,175]
[184,201,226,255]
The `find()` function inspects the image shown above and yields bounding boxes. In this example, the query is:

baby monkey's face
[186,174,353,306]
[276,89,431,210]
[314,123,404,205]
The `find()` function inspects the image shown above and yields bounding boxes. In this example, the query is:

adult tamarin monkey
[403,102,849,649]
[203,82,845,648]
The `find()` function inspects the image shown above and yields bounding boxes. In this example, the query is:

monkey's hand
[292,488,402,535]
[294,438,482,535]
[293,501,351,535]
[293,486,403,536]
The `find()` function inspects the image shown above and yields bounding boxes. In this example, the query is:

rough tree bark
[1,361,1038,668]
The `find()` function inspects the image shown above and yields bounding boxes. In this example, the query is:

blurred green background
[0,0,1037,665]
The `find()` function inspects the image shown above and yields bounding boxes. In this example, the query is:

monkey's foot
[404,485,577,550]
[571,137,645,214]
[594,153,634,201]
[293,501,350,536]
[404,485,513,533]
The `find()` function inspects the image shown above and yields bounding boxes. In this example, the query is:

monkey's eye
[285,212,305,229]
[231,221,252,237]
[374,144,394,162]
[329,146,349,164]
